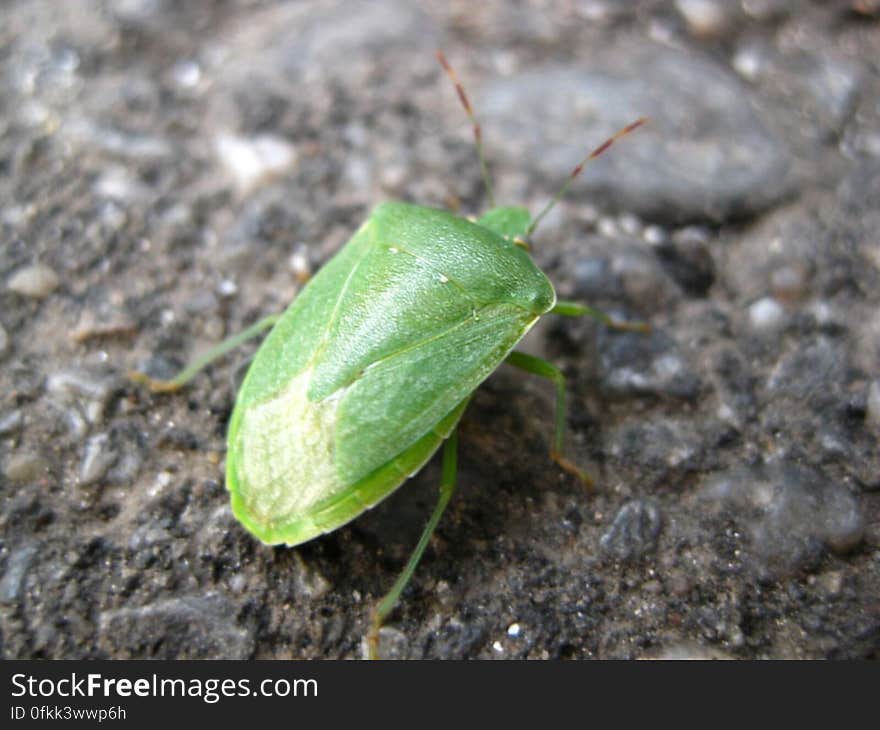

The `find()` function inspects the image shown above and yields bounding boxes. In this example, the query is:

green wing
[226,202,555,545]
[333,302,537,483]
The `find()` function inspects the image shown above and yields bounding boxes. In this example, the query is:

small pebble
[770,265,808,302]
[866,381,880,430]
[46,369,116,426]
[71,311,136,343]
[748,297,787,333]
[0,410,23,435]
[379,163,407,193]
[79,432,117,486]
[0,545,38,603]
[172,59,201,88]
[3,451,49,483]
[597,217,619,238]
[647,642,734,660]
[217,279,238,298]
[7,264,59,299]
[94,167,147,201]
[362,626,408,660]
[618,212,642,237]
[600,499,663,561]
[815,570,844,597]
[741,0,793,21]
[675,0,733,38]
[643,224,667,246]
[732,45,765,82]
[215,133,297,195]
[291,553,330,600]
[0,323,9,357]
[289,245,312,282]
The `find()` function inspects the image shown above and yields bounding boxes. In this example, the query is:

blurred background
[1,0,878,659]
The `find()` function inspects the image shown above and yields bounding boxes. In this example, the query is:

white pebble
[597,217,619,238]
[0,410,23,435]
[643,224,667,246]
[7,264,59,299]
[733,47,764,82]
[215,133,297,195]
[289,245,311,278]
[676,0,730,38]
[79,433,116,486]
[217,279,238,298]
[94,167,147,201]
[173,59,201,88]
[748,296,786,333]
[618,212,642,237]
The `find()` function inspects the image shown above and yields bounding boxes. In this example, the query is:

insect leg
[367,428,459,660]
[504,350,593,488]
[129,313,281,392]
[552,300,649,333]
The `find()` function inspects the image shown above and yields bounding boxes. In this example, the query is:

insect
[132,53,646,658]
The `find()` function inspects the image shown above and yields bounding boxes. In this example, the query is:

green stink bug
[132,53,645,658]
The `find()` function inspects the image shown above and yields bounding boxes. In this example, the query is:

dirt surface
[2,0,879,659]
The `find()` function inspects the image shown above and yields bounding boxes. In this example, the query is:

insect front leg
[367,429,459,660]
[552,300,649,333]
[504,350,593,488]
[129,313,281,392]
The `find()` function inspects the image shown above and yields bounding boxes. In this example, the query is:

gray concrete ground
[1,0,878,658]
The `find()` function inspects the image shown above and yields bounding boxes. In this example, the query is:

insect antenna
[527,117,647,237]
[436,50,496,207]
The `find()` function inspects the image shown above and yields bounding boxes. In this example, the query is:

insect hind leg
[367,428,459,659]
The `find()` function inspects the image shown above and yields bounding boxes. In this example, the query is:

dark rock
[480,43,795,223]
[655,227,716,297]
[599,500,663,561]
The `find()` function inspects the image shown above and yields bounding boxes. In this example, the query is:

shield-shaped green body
[226,201,555,545]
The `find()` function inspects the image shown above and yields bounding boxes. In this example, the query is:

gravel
[1,0,877,659]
